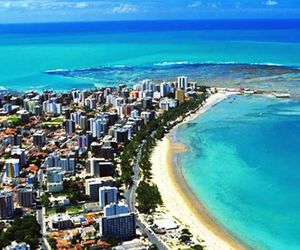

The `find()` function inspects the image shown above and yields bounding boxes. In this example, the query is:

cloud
[112,3,137,14]
[188,1,202,8]
[264,0,278,6]
[0,0,91,11]
[74,2,89,9]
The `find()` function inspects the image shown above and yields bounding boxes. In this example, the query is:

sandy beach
[151,93,246,250]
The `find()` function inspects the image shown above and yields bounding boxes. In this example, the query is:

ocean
[1,20,300,249]
[0,20,300,93]
[173,95,300,249]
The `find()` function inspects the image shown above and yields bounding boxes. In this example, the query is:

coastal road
[125,143,143,212]
[137,219,169,250]
[124,141,169,250]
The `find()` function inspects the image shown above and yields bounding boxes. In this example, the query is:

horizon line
[1,18,300,26]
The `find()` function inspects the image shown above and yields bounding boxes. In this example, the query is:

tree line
[120,87,208,213]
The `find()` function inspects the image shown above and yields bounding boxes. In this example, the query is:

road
[36,164,51,250]
[36,207,51,250]
[124,141,169,250]
[125,144,143,212]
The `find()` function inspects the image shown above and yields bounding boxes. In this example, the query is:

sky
[0,0,299,23]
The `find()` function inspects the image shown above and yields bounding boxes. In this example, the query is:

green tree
[136,181,162,213]
[48,237,57,249]
[0,215,41,249]
[55,206,66,213]
[41,193,50,207]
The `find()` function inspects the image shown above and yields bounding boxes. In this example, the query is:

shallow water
[174,95,300,249]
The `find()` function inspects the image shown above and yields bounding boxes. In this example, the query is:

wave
[153,61,295,68]
[45,68,68,73]
[154,61,190,66]
[45,61,300,76]
[0,86,8,91]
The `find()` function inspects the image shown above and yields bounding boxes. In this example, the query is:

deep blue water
[0,20,300,92]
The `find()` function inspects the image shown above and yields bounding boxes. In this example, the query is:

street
[124,141,169,250]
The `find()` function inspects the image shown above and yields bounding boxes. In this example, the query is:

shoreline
[151,93,246,250]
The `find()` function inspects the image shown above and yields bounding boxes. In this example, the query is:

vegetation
[47,205,83,215]
[120,89,208,214]
[106,236,122,246]
[48,237,57,249]
[0,216,41,249]
[55,206,66,213]
[120,91,206,185]
[192,245,204,250]
[52,117,65,123]
[40,192,50,207]
[179,228,193,244]
[61,179,89,204]
[7,115,22,126]
[136,181,162,213]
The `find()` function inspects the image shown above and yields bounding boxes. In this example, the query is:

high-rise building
[175,89,185,104]
[104,203,129,217]
[46,153,60,168]
[5,158,20,178]
[113,127,129,143]
[65,119,75,135]
[87,158,115,177]
[99,187,118,208]
[19,110,30,123]
[85,98,97,109]
[71,111,81,124]
[141,97,152,110]
[33,131,46,148]
[43,100,62,114]
[159,98,178,111]
[85,177,114,201]
[11,147,26,166]
[16,185,33,207]
[100,212,136,240]
[64,107,71,119]
[59,156,75,173]
[77,135,89,149]
[130,110,139,118]
[50,213,73,230]
[177,76,188,90]
[47,167,63,183]
[3,104,12,114]
[79,115,88,130]
[0,190,14,219]
[34,105,43,116]
[90,117,109,139]
[141,111,155,123]
[160,82,168,97]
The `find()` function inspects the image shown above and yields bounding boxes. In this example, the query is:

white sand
[151,93,245,250]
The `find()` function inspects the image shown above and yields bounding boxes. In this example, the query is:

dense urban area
[0,76,209,250]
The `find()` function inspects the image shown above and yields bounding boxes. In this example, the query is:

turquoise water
[174,95,300,249]
[1,20,300,249]
[1,20,300,92]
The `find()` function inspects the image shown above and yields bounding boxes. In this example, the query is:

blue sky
[0,0,299,23]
